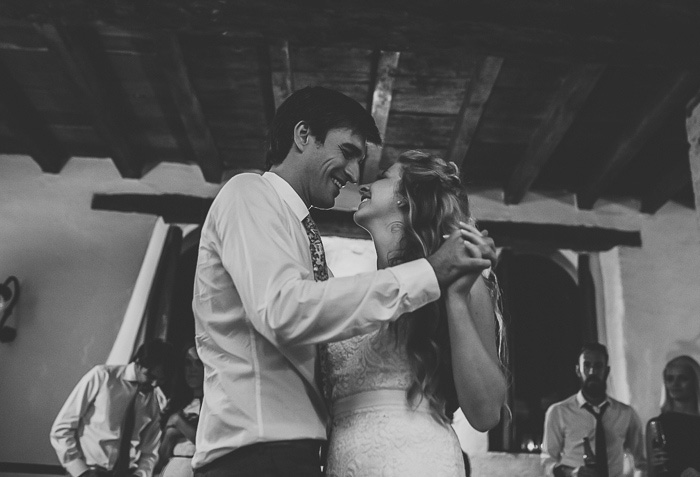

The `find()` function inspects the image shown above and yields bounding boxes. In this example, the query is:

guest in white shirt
[541,343,646,477]
[50,340,175,477]
[191,86,495,476]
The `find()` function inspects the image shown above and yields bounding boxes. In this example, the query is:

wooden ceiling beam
[6,1,700,67]
[578,70,700,209]
[152,33,222,183]
[0,56,69,172]
[362,50,400,184]
[446,55,503,172]
[91,192,642,251]
[34,23,141,177]
[505,64,604,204]
[640,161,691,214]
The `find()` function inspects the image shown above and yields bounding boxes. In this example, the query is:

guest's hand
[650,448,670,468]
[573,466,599,477]
[427,222,495,288]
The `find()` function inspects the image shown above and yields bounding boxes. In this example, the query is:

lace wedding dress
[321,325,465,477]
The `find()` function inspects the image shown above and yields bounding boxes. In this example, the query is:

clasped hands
[427,221,497,290]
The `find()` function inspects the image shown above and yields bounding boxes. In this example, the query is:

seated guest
[156,345,204,476]
[50,339,175,477]
[647,355,700,477]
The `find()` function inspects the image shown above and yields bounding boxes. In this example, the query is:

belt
[332,389,431,416]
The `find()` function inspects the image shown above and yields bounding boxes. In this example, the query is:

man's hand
[427,222,496,288]
[680,468,700,477]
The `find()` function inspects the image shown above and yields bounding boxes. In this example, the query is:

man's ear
[575,364,582,380]
[293,121,312,151]
[604,366,611,380]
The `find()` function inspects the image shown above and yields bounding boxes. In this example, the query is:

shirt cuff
[388,258,441,308]
[64,458,89,477]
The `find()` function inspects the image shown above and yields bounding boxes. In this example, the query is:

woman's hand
[447,224,497,296]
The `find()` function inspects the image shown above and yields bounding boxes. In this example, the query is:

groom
[192,86,495,476]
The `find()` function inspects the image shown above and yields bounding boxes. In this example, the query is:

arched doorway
[490,250,591,453]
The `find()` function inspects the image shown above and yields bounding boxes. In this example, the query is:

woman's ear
[293,121,311,151]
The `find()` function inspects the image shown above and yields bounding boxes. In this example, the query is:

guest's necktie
[113,384,149,476]
[583,402,609,477]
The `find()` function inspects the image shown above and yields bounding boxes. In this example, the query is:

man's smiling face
[302,127,367,209]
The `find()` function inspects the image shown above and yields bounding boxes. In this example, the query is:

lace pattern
[321,325,465,477]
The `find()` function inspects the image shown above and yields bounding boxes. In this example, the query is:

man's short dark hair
[580,342,609,363]
[266,86,382,168]
[133,339,176,374]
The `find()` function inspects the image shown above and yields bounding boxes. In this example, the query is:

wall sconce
[0,276,19,343]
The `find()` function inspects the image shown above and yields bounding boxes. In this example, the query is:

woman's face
[664,363,696,403]
[184,347,204,390]
[354,162,404,229]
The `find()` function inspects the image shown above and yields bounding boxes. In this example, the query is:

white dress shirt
[192,172,441,467]
[541,391,646,477]
[50,363,162,477]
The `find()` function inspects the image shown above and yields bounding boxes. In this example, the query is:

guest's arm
[167,411,197,443]
[50,366,102,477]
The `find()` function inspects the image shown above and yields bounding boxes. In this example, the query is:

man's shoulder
[214,173,279,208]
[221,172,268,193]
[545,394,578,416]
[607,396,639,416]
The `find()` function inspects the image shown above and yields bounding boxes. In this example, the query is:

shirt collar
[124,362,139,382]
[576,390,611,410]
[262,171,310,222]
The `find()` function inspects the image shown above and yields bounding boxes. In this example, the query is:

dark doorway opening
[489,251,587,453]
[166,230,199,352]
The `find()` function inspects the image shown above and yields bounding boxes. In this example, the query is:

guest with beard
[541,343,646,477]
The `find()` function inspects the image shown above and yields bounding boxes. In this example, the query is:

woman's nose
[359,185,370,194]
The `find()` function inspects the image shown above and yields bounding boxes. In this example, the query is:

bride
[322,150,508,476]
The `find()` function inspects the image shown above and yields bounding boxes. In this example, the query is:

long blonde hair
[660,355,700,414]
[389,150,507,422]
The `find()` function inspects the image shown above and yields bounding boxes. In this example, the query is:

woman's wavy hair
[660,355,700,414]
[388,150,507,422]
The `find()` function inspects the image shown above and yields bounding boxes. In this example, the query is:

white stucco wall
[0,156,216,466]
[616,201,700,425]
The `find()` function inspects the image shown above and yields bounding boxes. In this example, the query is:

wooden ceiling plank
[578,70,700,209]
[504,63,605,204]
[269,39,293,110]
[7,1,700,67]
[34,23,140,177]
[640,161,691,214]
[152,33,222,183]
[362,50,400,183]
[0,56,69,172]
[446,56,503,172]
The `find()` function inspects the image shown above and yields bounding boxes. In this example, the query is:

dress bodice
[321,325,413,404]
[320,323,465,477]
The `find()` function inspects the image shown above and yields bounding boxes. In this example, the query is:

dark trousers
[194,439,324,477]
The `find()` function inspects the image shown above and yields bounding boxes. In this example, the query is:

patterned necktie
[302,214,331,463]
[302,215,329,282]
[583,402,609,477]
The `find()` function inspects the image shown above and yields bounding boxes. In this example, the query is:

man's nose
[345,159,360,184]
